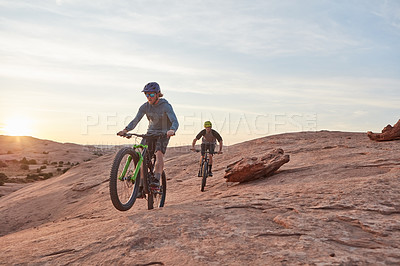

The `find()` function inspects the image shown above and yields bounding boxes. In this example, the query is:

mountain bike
[109,133,167,211]
[193,149,219,192]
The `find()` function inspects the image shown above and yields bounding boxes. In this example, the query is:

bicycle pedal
[150,186,161,192]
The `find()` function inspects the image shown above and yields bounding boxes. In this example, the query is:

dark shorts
[201,143,215,156]
[141,135,170,155]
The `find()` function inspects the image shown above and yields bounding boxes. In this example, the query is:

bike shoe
[198,170,202,177]
[208,171,213,177]
[150,179,160,189]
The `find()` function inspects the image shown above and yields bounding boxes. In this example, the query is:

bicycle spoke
[109,148,141,211]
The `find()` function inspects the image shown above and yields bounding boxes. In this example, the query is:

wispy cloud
[0,0,399,144]
[372,0,400,30]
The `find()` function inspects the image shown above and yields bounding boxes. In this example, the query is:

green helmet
[204,121,212,128]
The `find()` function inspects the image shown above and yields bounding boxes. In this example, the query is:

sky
[0,0,399,147]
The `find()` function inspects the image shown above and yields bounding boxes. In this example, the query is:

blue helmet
[142,82,160,93]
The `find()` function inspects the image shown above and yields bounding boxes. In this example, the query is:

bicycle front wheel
[201,161,208,192]
[109,147,141,211]
[148,171,167,210]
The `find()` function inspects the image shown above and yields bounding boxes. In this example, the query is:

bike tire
[147,171,167,210]
[109,147,141,211]
[201,161,208,192]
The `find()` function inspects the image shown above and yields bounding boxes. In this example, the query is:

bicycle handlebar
[121,132,168,139]
[191,149,222,155]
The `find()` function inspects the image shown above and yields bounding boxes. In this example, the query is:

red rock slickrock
[0,131,400,265]
[367,119,400,141]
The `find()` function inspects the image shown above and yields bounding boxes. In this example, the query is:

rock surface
[1,131,400,265]
[367,119,400,141]
[224,148,290,182]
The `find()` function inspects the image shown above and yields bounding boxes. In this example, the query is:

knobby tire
[147,171,167,209]
[201,161,208,192]
[109,147,141,211]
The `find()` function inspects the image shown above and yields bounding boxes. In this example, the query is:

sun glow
[3,116,34,136]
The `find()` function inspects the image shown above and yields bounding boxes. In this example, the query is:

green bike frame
[118,144,148,182]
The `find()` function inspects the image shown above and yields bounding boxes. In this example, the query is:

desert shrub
[0,173,7,186]
[62,168,70,174]
[7,150,12,154]
[20,164,29,170]
[51,162,57,165]
[26,173,40,181]
[40,165,47,169]
[0,160,7,167]
[20,157,37,165]
[42,160,49,165]
[59,161,64,165]
[42,151,49,154]
[41,173,53,179]
[93,151,103,156]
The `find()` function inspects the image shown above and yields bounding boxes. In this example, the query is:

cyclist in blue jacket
[191,121,223,176]
[118,82,178,187]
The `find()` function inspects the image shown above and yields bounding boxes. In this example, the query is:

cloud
[1,0,399,143]
[67,1,363,57]
[373,0,400,30]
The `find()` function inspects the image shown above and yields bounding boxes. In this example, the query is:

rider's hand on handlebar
[166,130,175,137]
[190,147,196,152]
[117,129,128,137]
[217,151,223,154]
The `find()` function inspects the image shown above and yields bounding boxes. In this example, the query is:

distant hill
[0,135,104,162]
[0,135,112,196]
[0,131,399,265]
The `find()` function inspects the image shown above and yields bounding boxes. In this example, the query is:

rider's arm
[212,129,223,153]
[191,138,197,150]
[191,130,205,150]
[165,103,179,132]
[125,104,146,131]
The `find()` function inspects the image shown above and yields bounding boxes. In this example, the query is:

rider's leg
[208,144,215,176]
[151,150,164,186]
[208,154,213,176]
[154,150,164,175]
[151,136,169,186]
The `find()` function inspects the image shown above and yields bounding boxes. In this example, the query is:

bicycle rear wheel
[147,171,167,209]
[109,147,141,211]
[201,161,208,192]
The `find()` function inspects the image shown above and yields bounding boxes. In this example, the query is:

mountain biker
[190,121,223,176]
[117,82,179,188]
